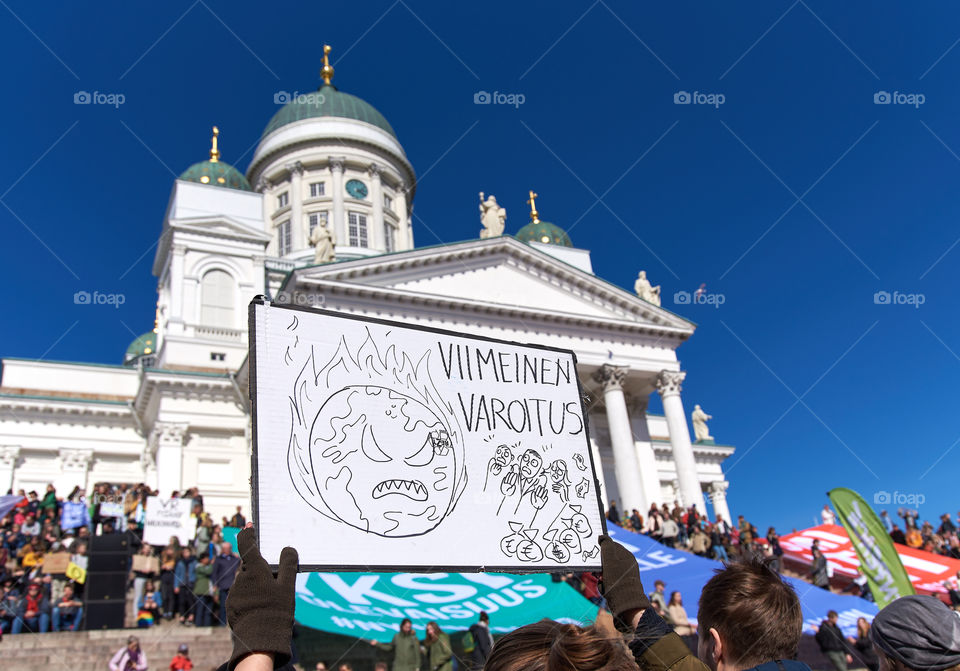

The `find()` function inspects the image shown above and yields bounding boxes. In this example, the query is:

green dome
[516,220,573,247]
[262,85,396,139]
[179,160,252,191]
[124,331,157,364]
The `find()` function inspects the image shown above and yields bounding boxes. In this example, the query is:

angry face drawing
[286,330,467,539]
[304,386,457,536]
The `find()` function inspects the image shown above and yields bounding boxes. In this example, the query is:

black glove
[599,534,651,631]
[227,528,298,670]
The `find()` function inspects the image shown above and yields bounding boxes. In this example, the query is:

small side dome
[180,160,252,191]
[179,126,252,191]
[516,220,573,247]
[124,331,157,366]
[515,190,573,247]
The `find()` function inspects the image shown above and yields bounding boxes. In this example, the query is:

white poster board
[250,299,606,571]
[143,497,195,546]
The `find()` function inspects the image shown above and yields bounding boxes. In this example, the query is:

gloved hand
[599,534,651,631]
[227,527,298,670]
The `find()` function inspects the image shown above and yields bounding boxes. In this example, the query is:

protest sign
[143,497,195,545]
[249,299,605,571]
[43,552,72,573]
[66,562,86,584]
[132,555,160,574]
[61,501,90,530]
[99,501,125,519]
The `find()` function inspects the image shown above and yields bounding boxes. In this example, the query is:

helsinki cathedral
[0,47,735,522]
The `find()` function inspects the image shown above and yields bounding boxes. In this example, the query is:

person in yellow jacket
[421,621,452,671]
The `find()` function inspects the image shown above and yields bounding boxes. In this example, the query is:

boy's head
[697,556,802,671]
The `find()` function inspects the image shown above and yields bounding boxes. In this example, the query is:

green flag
[294,571,599,642]
[828,487,915,608]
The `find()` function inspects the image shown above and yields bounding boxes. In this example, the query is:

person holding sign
[370,618,421,671]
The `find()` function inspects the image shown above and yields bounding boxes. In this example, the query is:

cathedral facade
[0,51,734,522]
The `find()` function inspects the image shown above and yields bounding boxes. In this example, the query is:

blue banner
[0,495,21,522]
[607,524,877,636]
[61,501,90,530]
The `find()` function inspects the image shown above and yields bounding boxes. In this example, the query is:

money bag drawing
[285,321,467,537]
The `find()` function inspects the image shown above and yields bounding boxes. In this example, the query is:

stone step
[0,626,234,671]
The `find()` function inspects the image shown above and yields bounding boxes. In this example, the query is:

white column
[368,163,384,250]
[0,446,20,494]
[656,370,706,513]
[152,422,187,496]
[627,397,658,513]
[709,480,732,525]
[168,244,186,334]
[400,189,414,250]
[593,365,645,514]
[287,161,305,250]
[58,448,93,494]
[329,157,346,245]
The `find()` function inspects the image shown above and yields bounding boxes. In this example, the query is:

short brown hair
[484,620,637,671]
[697,556,802,668]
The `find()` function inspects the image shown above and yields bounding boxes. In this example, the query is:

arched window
[200,270,234,327]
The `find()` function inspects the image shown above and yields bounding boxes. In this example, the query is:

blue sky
[1,1,958,533]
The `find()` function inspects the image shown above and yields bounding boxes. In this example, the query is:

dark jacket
[211,553,241,590]
[815,621,849,653]
[468,621,494,667]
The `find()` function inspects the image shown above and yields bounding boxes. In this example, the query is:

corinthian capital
[328,157,345,173]
[150,422,188,447]
[710,480,729,498]
[656,370,686,397]
[285,161,304,176]
[593,364,628,393]
[0,445,21,470]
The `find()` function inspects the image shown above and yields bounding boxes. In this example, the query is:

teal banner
[223,526,241,554]
[294,571,599,642]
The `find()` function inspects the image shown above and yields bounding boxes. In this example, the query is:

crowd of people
[607,498,960,602]
[0,482,244,635]
[605,499,787,569]
[224,526,960,671]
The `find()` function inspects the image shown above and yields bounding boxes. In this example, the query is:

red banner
[780,524,960,595]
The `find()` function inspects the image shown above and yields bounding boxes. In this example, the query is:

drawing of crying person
[548,460,572,502]
[484,444,514,490]
[501,448,549,516]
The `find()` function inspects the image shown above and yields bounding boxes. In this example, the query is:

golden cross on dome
[527,190,540,223]
[210,126,220,162]
[320,44,334,86]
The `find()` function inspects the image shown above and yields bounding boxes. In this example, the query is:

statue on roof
[479,192,506,239]
[634,270,661,306]
[691,404,713,443]
[309,222,336,264]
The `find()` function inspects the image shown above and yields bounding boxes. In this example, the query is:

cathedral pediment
[285,236,694,338]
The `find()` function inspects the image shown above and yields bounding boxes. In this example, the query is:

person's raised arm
[227,526,298,671]
[599,535,710,671]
